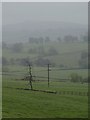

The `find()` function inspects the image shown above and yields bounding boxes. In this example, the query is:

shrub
[35,58,51,67]
[70,73,83,83]
[48,47,58,56]
[28,48,37,54]
[11,43,23,53]
[2,66,9,72]
[83,76,90,83]
[2,57,9,66]
[59,64,65,68]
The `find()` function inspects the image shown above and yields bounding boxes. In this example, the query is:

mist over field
[2,2,88,43]
[3,21,87,43]
[2,2,88,118]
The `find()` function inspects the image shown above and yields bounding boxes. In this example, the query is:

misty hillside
[2,21,87,43]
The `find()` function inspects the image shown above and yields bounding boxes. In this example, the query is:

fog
[2,3,88,118]
[2,2,88,25]
[2,2,88,43]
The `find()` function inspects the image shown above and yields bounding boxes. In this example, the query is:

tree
[83,35,88,42]
[10,58,15,65]
[78,51,88,68]
[82,33,88,42]
[18,57,32,66]
[2,66,9,72]
[11,43,23,53]
[48,47,58,56]
[78,59,88,68]
[57,37,62,42]
[38,37,44,43]
[59,64,65,68]
[70,73,83,83]
[64,35,78,43]
[29,37,39,44]
[2,42,8,49]
[81,51,88,59]
[45,36,50,43]
[2,57,9,66]
[28,48,37,54]
[35,57,51,67]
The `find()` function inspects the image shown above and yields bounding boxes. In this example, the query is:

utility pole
[28,64,33,90]
[48,64,50,87]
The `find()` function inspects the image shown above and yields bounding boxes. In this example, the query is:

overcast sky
[2,2,88,25]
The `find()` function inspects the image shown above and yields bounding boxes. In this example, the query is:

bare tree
[25,60,33,90]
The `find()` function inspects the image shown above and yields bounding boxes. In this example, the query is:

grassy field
[2,41,88,118]
[2,77,88,118]
[3,41,88,67]
[0,75,2,119]
[3,65,88,80]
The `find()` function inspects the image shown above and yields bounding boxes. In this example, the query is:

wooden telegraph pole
[48,64,50,87]
[28,64,33,90]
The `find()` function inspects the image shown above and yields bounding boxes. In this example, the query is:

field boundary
[18,88,89,96]
[5,87,89,96]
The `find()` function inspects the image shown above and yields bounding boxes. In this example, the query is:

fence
[1,66,88,81]
[1,66,89,96]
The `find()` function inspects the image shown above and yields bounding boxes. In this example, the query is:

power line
[51,68,88,71]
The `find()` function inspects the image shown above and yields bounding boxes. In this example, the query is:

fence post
[48,64,50,87]
[28,64,33,90]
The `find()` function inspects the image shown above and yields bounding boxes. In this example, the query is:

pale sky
[1,0,89,2]
[2,2,88,25]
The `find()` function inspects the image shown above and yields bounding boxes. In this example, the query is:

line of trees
[29,36,50,44]
[70,73,89,83]
[2,57,56,67]
[28,34,88,44]
[78,51,88,68]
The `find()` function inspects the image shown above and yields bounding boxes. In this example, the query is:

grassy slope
[0,75,2,119]
[3,41,88,67]
[3,65,88,80]
[2,78,88,118]
[2,42,88,81]
[2,41,88,118]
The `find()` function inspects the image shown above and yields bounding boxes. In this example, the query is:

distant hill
[2,21,87,43]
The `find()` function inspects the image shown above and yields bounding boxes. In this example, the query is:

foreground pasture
[2,77,88,118]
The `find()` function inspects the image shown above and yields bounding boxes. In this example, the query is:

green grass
[3,65,88,78]
[45,51,82,67]
[45,41,88,54]
[3,41,88,67]
[0,75,2,119]
[2,41,88,118]
[3,65,88,87]
[2,77,88,118]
